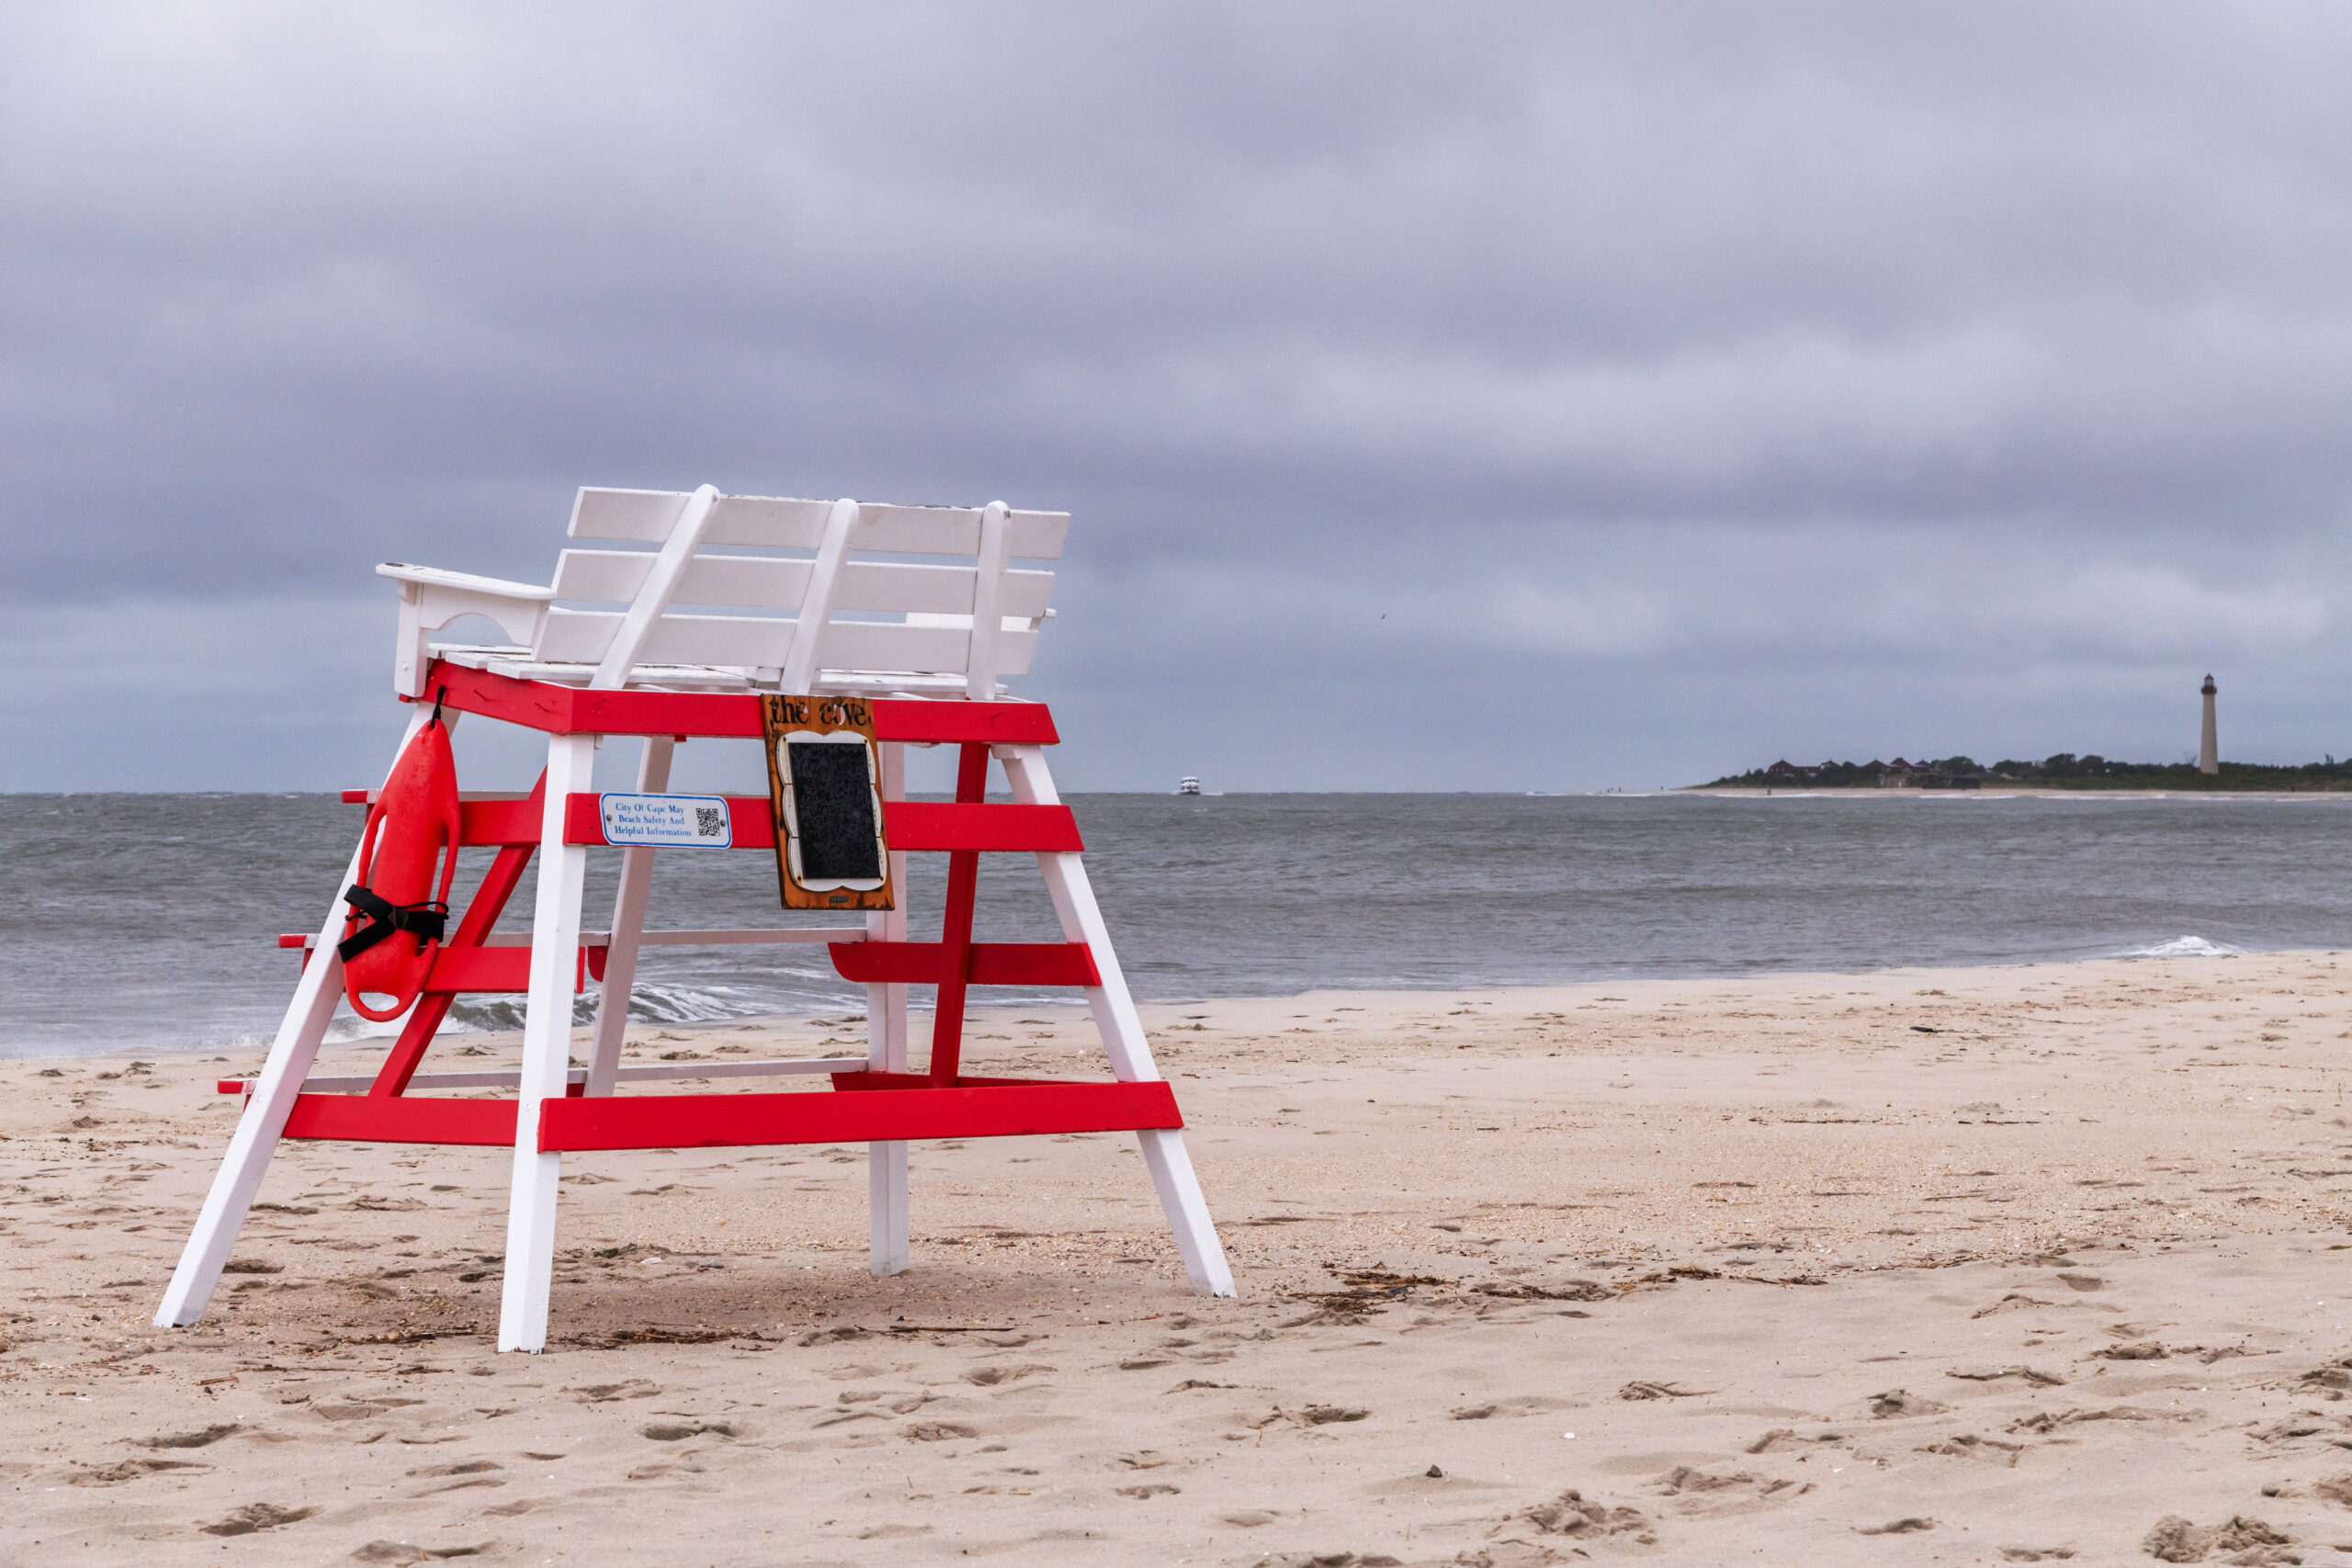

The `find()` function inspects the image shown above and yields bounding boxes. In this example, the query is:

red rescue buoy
[338,703,462,1021]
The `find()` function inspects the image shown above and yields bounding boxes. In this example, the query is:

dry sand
[12,953,2352,1563]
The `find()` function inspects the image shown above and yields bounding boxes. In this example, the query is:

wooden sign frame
[760,694,895,910]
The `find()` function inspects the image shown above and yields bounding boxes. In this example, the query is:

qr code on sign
[695,806,726,838]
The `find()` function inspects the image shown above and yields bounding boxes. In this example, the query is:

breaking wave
[2117,935,2249,959]
[445,981,761,1033]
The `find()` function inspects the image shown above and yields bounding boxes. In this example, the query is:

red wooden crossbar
[284,1093,520,1145]
[539,1078,1180,1152]
[558,795,1084,853]
[885,802,1083,852]
[277,937,595,992]
[424,660,1060,744]
[261,1077,1175,1150]
[830,941,1101,987]
[335,793,548,846]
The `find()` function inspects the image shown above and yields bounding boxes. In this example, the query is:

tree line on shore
[1702,753,2352,790]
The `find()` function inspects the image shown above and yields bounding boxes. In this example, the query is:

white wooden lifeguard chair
[157,485,1235,1352]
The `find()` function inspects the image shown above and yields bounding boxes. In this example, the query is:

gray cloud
[4,3,2349,790]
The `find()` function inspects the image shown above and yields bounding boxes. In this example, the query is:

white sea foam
[445,980,760,1033]
[2119,935,2249,959]
[623,982,760,1025]
[323,1013,403,1043]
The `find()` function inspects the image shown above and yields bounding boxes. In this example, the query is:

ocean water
[3,791,2348,1058]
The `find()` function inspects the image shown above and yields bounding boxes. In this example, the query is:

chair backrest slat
[571,489,836,547]
[552,550,813,608]
[570,489,1069,558]
[538,609,792,671]
[852,503,1069,558]
[532,610,1042,681]
[821,621,1040,679]
[833,561,1055,618]
[553,551,1056,618]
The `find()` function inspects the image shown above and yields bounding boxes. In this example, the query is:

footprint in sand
[639,1420,738,1441]
[2142,1514,2292,1562]
[569,1379,661,1403]
[1449,1396,1578,1421]
[902,1422,979,1442]
[406,1459,503,1495]
[1249,1404,1372,1429]
[799,1326,872,1346]
[145,1423,240,1449]
[814,1406,890,1430]
[352,1544,496,1564]
[2015,1406,2194,1435]
[311,1397,426,1423]
[2095,1339,2167,1360]
[1503,1488,1658,1546]
[1869,1389,1951,1418]
[1652,1466,1813,1513]
[1917,1434,2025,1468]
[198,1502,317,1537]
[2301,1355,2352,1391]
[70,1457,206,1485]
[1746,1428,1849,1454]
[1376,1468,1509,1495]
[1946,1364,2067,1386]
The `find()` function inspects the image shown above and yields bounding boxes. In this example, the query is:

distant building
[2199,675,2219,775]
[1878,757,1982,790]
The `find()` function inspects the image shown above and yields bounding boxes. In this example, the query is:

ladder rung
[830,940,1101,987]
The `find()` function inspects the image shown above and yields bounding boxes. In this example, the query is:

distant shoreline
[1679,784,2352,797]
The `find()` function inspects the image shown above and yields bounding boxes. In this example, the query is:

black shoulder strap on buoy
[337,886,450,963]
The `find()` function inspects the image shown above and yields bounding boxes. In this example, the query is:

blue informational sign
[598,793,734,849]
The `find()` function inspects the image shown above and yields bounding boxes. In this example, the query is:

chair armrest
[378,564,555,698]
[376,562,556,600]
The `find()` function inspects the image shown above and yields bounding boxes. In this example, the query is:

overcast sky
[5,3,2349,792]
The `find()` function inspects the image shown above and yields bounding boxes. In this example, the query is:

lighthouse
[2199,674,2219,775]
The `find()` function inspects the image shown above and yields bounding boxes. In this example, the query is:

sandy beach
[10,952,2352,1564]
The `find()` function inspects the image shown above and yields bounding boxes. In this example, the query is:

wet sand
[10,953,2352,1564]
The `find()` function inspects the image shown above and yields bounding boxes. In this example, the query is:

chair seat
[428,644,996,697]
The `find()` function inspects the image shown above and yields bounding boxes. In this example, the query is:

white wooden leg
[1136,1129,1237,1296]
[866,739,910,1275]
[498,732,594,1352]
[584,736,672,1096]
[996,746,1165,1079]
[868,1141,909,1276]
[996,744,1236,1296]
[157,707,435,1328]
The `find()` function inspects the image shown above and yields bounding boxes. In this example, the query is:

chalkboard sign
[760,694,894,910]
[786,742,881,879]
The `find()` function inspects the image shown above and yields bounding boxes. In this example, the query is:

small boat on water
[1176,775,1202,795]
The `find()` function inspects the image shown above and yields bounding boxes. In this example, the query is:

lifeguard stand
[156,485,1235,1352]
